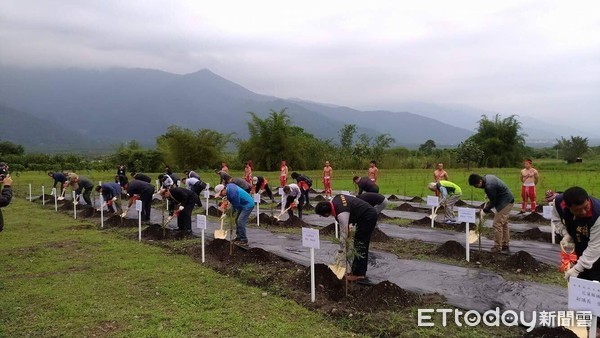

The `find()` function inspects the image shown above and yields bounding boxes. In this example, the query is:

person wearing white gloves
[96,182,122,214]
[282,184,303,219]
[314,195,378,281]
[161,186,198,232]
[552,187,600,282]
[214,183,254,245]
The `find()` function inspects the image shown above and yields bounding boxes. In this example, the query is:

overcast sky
[1,1,599,129]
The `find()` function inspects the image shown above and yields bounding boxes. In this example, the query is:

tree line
[0,111,593,173]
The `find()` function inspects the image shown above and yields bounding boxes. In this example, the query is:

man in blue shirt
[214,183,255,245]
[48,172,67,199]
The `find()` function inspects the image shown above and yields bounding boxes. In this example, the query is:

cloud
[1,0,599,129]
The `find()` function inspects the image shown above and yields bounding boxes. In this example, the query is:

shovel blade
[214,229,227,239]
[468,230,479,244]
[328,263,346,280]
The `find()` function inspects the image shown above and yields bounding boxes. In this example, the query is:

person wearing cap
[552,187,600,282]
[469,174,514,253]
[182,176,207,207]
[252,176,274,202]
[545,190,559,206]
[96,182,122,213]
[322,161,333,200]
[48,171,68,198]
[353,176,379,195]
[519,159,539,213]
[279,160,288,188]
[244,160,253,184]
[214,183,255,245]
[214,169,232,185]
[161,186,198,232]
[427,180,462,224]
[368,160,379,183]
[0,173,13,232]
[315,195,378,281]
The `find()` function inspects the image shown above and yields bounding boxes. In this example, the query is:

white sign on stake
[302,227,320,249]
[196,214,207,230]
[568,277,600,336]
[458,208,476,223]
[204,190,210,199]
[197,215,206,263]
[302,227,319,303]
[341,190,350,195]
[427,195,439,207]
[253,193,261,203]
[52,188,57,211]
[543,206,553,219]
[72,191,77,219]
[42,186,45,206]
[278,187,284,196]
[135,200,142,212]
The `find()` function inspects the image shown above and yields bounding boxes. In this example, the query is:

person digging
[427,180,462,224]
[214,183,254,246]
[469,174,514,253]
[160,187,198,232]
[96,182,122,214]
[315,195,378,281]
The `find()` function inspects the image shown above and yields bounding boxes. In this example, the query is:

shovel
[328,250,347,280]
[214,214,227,239]
[274,205,293,221]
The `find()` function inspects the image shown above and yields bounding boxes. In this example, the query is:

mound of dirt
[276,215,313,228]
[309,264,346,301]
[249,212,277,225]
[308,188,319,194]
[103,215,141,227]
[302,202,314,211]
[434,241,466,260]
[512,228,552,242]
[378,213,394,221]
[371,227,391,242]
[79,207,97,218]
[207,206,223,217]
[320,223,337,235]
[141,224,193,240]
[395,203,418,212]
[410,217,444,228]
[355,281,420,312]
[387,194,400,201]
[523,326,578,338]
[276,202,283,208]
[313,195,326,202]
[504,251,542,272]
[240,247,284,264]
[59,201,75,211]
[409,196,424,202]
[522,212,547,223]
[151,198,165,207]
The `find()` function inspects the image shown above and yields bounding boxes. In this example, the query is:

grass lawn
[0,199,356,337]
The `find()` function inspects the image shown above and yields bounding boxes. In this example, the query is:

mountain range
[0,66,591,152]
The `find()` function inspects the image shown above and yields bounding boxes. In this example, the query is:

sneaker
[502,245,510,252]
[445,219,457,224]
[490,246,502,253]
[518,210,526,214]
